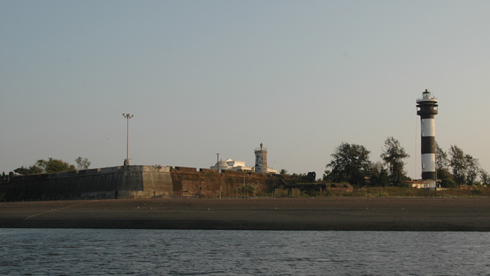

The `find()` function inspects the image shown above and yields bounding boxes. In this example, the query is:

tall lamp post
[122,113,134,166]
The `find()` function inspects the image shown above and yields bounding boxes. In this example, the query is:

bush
[441,178,457,188]
[398,181,411,188]
[471,189,482,195]
[301,190,322,198]
[341,191,354,197]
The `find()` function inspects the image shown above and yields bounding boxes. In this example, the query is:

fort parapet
[3,166,284,201]
[4,166,173,201]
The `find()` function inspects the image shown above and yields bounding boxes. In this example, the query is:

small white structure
[411,180,432,189]
[210,159,252,172]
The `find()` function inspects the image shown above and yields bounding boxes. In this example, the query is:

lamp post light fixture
[122,113,134,166]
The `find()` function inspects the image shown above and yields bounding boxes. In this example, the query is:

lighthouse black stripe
[421,137,436,154]
[422,172,436,180]
[418,114,435,119]
[417,102,438,118]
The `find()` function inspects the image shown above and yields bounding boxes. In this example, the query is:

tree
[435,142,449,174]
[75,157,91,170]
[369,162,389,187]
[380,137,410,186]
[323,170,331,181]
[464,154,480,185]
[449,145,466,185]
[14,158,76,175]
[325,142,371,186]
[279,169,288,175]
[449,145,480,186]
[440,178,457,188]
[435,142,453,186]
[438,168,454,187]
[480,169,490,186]
[13,165,43,176]
[36,158,76,174]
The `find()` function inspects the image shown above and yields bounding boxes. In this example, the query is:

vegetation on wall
[75,157,91,170]
[13,157,90,176]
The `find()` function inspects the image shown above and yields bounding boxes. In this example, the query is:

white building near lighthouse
[210,159,252,172]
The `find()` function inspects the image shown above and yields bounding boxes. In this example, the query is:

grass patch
[291,186,490,198]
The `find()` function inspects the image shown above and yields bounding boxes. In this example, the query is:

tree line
[8,141,488,188]
[324,137,488,187]
[12,157,91,176]
[436,145,489,187]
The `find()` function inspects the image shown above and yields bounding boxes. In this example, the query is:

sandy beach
[1,197,490,231]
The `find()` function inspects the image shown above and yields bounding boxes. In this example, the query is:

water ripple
[1,229,489,275]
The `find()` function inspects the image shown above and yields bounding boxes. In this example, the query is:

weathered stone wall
[171,168,277,198]
[116,165,171,199]
[4,166,174,201]
[6,167,121,201]
[3,165,280,201]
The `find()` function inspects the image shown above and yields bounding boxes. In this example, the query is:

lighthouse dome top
[416,89,438,103]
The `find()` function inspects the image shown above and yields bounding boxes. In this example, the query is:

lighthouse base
[423,179,437,190]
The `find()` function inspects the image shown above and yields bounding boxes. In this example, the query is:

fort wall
[4,166,283,201]
[4,166,174,201]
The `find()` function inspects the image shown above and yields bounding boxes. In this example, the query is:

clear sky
[2,0,490,179]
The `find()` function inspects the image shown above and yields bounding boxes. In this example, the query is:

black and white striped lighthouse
[416,89,438,189]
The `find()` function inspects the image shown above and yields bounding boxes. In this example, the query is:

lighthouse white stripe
[421,153,436,172]
[421,118,435,137]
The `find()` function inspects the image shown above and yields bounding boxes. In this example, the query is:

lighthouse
[254,143,268,173]
[416,89,438,189]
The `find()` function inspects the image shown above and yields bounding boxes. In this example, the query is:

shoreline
[1,197,490,231]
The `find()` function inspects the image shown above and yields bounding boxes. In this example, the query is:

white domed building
[210,159,252,172]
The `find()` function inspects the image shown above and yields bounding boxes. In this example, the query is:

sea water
[1,229,489,275]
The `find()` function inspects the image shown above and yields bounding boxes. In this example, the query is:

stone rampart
[3,166,282,201]
[4,166,174,201]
